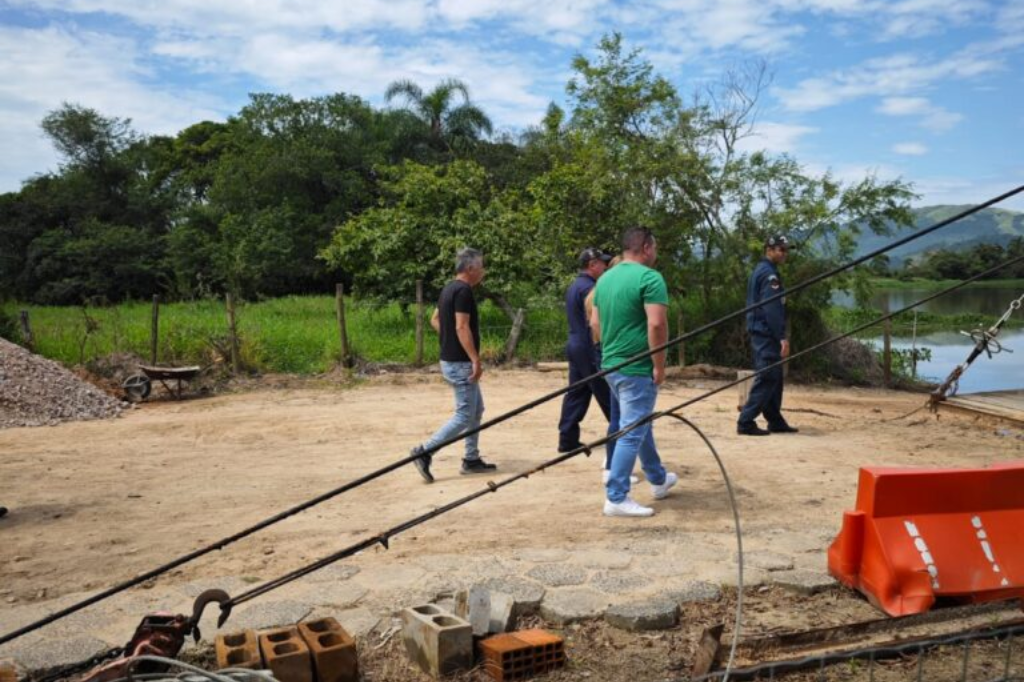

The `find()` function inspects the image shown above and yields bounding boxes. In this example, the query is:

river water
[832,287,1024,393]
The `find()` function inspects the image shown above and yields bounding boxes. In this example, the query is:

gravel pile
[0,337,124,428]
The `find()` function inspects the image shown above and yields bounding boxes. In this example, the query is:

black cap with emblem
[764,234,791,250]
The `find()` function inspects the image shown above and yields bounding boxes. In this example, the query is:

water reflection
[870,328,1024,394]
[832,286,1024,393]
[832,287,1022,317]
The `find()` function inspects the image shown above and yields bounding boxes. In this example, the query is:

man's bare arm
[645,303,668,385]
[455,311,482,381]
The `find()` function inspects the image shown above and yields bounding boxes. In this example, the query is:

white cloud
[877,97,963,132]
[775,50,1004,112]
[735,121,817,154]
[0,25,226,190]
[892,142,928,156]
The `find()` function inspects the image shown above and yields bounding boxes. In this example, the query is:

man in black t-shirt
[410,247,498,483]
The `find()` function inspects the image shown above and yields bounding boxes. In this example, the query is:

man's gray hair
[455,247,483,273]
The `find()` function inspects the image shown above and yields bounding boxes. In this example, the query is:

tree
[320,160,547,318]
[384,78,493,153]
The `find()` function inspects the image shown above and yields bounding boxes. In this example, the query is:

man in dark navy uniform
[737,235,799,436]
[557,247,613,453]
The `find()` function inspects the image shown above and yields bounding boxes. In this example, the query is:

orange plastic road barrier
[828,461,1024,616]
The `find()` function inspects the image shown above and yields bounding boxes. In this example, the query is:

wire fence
[694,622,1024,682]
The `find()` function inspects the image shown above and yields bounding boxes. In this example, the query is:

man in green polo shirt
[591,226,678,517]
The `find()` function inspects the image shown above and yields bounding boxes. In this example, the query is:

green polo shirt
[593,261,669,377]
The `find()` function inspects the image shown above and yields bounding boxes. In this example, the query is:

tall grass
[2,297,573,373]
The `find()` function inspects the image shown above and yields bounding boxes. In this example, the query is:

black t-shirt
[438,280,480,362]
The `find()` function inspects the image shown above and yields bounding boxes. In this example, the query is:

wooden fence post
[336,283,352,367]
[19,310,34,351]
[503,308,526,363]
[676,306,686,368]
[226,293,240,374]
[415,279,425,366]
[150,294,160,365]
[882,298,892,387]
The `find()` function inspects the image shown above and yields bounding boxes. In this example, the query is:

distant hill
[853,205,1024,266]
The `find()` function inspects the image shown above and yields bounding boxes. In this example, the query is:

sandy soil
[2,369,1023,678]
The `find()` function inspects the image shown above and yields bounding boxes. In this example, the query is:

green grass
[2,296,573,374]
[823,305,1024,337]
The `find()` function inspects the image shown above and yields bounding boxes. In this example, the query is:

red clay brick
[259,627,313,682]
[479,630,566,681]
[297,618,358,682]
[215,629,261,670]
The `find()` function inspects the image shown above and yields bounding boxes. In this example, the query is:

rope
[2,187,1023,648]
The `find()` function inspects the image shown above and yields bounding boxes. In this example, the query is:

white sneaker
[603,497,655,517]
[651,472,678,500]
[602,470,640,485]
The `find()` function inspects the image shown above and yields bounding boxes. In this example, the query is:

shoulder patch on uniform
[768,274,781,290]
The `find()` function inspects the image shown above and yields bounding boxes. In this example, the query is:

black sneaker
[411,446,434,483]
[0,506,7,519]
[769,423,800,434]
[737,423,770,436]
[461,458,498,475]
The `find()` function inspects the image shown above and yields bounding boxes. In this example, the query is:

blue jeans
[423,361,484,461]
[605,393,619,470]
[604,372,667,503]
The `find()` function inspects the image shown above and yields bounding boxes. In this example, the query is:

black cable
[219,253,1024,614]
[2,188,1022,648]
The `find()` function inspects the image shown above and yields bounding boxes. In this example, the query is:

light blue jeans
[604,372,667,503]
[423,361,484,461]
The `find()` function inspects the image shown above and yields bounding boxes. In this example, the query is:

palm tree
[384,78,493,152]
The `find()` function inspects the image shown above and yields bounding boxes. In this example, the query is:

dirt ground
[2,369,1024,679]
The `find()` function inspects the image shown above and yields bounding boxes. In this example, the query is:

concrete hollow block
[401,605,472,678]
[216,629,262,670]
[298,617,358,682]
[259,626,313,682]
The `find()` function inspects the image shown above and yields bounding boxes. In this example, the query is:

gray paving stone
[2,635,109,672]
[514,548,570,563]
[634,556,694,578]
[526,563,589,587]
[300,580,368,607]
[309,564,361,582]
[700,563,769,588]
[328,606,380,638]
[477,576,545,617]
[736,550,795,572]
[664,580,722,604]
[590,571,652,594]
[605,599,679,631]
[570,549,633,570]
[359,564,426,591]
[230,599,312,630]
[539,587,610,625]
[771,569,837,595]
[176,576,251,598]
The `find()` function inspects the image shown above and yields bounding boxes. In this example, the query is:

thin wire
[666,414,743,682]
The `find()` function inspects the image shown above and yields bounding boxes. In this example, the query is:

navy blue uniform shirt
[565,272,597,345]
[745,257,786,341]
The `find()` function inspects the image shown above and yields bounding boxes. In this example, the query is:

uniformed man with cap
[557,247,614,453]
[737,235,799,436]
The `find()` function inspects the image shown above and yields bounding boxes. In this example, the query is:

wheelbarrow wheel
[123,374,152,402]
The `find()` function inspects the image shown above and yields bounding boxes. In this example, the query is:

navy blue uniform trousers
[738,332,785,428]
[557,339,612,452]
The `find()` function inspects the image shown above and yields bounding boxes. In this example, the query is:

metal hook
[189,588,233,641]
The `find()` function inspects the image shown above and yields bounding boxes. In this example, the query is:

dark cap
[765,234,791,250]
[579,247,613,267]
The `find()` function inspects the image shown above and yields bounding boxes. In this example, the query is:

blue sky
[1,0,1022,209]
